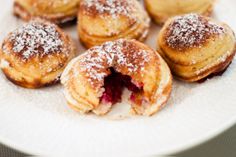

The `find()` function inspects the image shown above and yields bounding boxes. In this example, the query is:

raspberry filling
[100,68,143,104]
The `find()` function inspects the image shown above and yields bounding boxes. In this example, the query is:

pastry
[158,14,236,82]
[61,39,172,116]
[78,0,150,48]
[144,0,215,24]
[14,0,80,25]
[0,19,76,88]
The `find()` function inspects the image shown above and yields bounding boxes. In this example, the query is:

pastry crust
[13,0,79,25]
[61,39,172,116]
[78,0,150,48]
[145,0,215,24]
[158,14,236,82]
[0,19,76,88]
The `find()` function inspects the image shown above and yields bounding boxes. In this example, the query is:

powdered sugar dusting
[81,0,135,19]
[76,39,150,87]
[165,14,225,51]
[6,20,65,61]
[0,59,10,68]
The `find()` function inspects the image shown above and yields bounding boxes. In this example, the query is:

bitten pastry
[78,0,150,48]
[158,14,236,82]
[14,0,80,24]
[145,0,215,24]
[0,19,76,88]
[61,39,172,116]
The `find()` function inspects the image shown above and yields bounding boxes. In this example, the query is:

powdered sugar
[165,14,225,51]
[6,20,65,61]
[76,39,150,87]
[0,59,10,68]
[81,0,135,19]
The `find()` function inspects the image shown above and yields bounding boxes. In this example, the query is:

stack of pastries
[0,19,76,88]
[158,14,236,82]
[0,0,235,116]
[78,0,150,48]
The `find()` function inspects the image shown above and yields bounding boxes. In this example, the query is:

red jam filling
[100,68,143,104]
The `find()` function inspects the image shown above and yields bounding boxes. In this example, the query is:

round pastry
[78,0,151,48]
[14,0,80,25]
[158,14,236,82]
[0,19,76,88]
[61,39,172,116]
[144,0,215,24]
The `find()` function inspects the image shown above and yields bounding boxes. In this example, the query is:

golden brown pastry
[0,19,76,88]
[14,0,80,24]
[158,14,236,82]
[61,39,172,116]
[145,0,215,24]
[78,0,150,48]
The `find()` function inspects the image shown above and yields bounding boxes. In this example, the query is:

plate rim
[0,117,235,156]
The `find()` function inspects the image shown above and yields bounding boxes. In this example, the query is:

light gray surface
[0,125,235,157]
[176,124,236,157]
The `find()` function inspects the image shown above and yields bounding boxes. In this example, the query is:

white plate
[0,0,236,156]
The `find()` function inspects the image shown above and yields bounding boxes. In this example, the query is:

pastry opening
[100,68,143,105]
